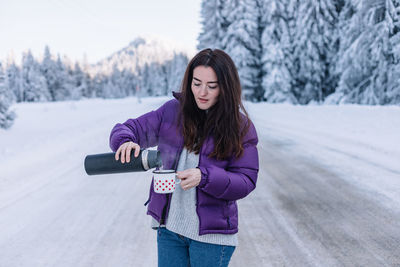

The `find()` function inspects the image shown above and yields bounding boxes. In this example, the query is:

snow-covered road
[232,133,400,266]
[0,97,399,266]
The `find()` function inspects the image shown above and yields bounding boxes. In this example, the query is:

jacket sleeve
[197,122,259,201]
[109,101,169,152]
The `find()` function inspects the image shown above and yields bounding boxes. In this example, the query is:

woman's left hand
[176,168,201,191]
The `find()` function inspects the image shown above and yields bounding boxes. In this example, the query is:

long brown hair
[179,48,250,160]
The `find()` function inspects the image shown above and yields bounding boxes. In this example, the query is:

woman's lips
[198,98,208,103]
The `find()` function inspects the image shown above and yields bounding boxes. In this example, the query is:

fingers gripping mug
[152,170,180,193]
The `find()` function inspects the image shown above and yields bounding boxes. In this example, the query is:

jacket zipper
[226,200,231,229]
[196,139,204,234]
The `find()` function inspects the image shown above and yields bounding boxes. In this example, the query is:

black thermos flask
[84,149,162,175]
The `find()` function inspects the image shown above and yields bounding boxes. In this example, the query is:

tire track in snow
[230,135,400,267]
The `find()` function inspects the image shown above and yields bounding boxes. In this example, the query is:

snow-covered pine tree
[73,62,88,99]
[222,0,264,101]
[66,61,81,100]
[386,0,400,104]
[139,63,152,96]
[261,0,298,103]
[114,64,137,98]
[165,53,188,94]
[102,76,116,99]
[92,73,105,98]
[109,64,125,98]
[333,0,390,104]
[197,0,229,49]
[80,56,96,98]
[53,55,73,101]
[293,0,341,104]
[40,46,58,101]
[0,61,16,129]
[145,62,167,96]
[119,69,135,97]
[21,50,51,102]
[5,55,22,103]
[99,64,124,99]
[325,0,355,104]
[252,0,268,101]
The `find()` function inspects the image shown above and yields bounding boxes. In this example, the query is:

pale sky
[0,0,202,64]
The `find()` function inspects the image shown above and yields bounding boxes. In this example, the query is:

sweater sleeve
[197,122,259,201]
[109,100,170,152]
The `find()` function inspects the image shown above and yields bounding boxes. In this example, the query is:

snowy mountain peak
[128,37,146,48]
[91,35,195,75]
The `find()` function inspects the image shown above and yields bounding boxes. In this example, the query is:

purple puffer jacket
[109,93,259,235]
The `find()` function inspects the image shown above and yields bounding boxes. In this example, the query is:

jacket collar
[172,91,182,100]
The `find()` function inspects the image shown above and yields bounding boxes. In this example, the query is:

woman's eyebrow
[193,77,218,83]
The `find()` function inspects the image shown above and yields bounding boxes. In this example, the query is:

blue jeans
[157,227,236,267]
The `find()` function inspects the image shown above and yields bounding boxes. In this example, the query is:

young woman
[109,48,259,267]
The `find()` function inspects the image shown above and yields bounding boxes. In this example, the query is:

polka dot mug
[152,170,181,194]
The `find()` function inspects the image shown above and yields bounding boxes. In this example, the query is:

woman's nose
[199,85,208,95]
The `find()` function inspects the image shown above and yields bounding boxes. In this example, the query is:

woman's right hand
[115,141,141,163]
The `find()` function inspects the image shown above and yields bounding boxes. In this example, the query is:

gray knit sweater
[151,148,238,246]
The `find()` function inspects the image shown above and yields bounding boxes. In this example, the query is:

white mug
[152,170,181,194]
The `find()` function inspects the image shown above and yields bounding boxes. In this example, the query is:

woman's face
[191,66,220,110]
